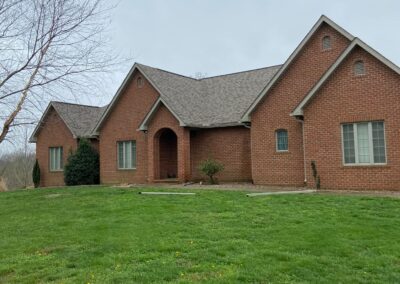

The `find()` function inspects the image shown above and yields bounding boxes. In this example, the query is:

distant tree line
[0,150,35,191]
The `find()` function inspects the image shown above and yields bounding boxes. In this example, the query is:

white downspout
[242,122,253,184]
[301,119,307,184]
[295,116,307,184]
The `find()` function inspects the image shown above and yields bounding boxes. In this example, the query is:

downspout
[295,116,307,184]
[242,121,253,183]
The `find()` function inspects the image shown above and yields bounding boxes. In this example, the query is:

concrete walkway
[138,191,195,195]
[246,189,316,197]
[115,182,400,198]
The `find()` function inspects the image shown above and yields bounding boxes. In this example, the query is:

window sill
[117,168,137,171]
[49,170,63,173]
[276,150,289,154]
[342,164,389,169]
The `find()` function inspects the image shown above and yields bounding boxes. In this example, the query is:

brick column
[177,128,191,182]
[147,131,157,183]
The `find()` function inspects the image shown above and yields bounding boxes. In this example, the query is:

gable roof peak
[29,101,107,143]
[240,15,355,122]
[291,37,400,116]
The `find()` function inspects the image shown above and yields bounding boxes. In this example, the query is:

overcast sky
[3,0,400,151]
[90,0,400,106]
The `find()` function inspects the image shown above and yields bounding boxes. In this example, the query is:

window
[354,60,365,75]
[137,77,144,88]
[322,35,331,50]
[118,141,136,169]
[276,129,288,151]
[49,147,63,171]
[342,121,386,165]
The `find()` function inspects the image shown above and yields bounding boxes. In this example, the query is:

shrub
[64,139,99,186]
[32,159,41,188]
[198,158,224,184]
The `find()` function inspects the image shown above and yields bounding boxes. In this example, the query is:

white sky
[89,0,400,106]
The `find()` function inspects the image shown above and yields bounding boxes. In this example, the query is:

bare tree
[0,0,119,145]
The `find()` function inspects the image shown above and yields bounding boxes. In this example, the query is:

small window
[118,141,137,169]
[49,147,63,171]
[322,35,331,50]
[354,60,365,75]
[276,129,288,152]
[342,121,386,165]
[137,77,144,88]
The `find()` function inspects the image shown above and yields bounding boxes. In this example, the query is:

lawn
[0,187,399,283]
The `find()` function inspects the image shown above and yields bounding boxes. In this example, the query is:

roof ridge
[200,64,283,80]
[137,62,283,81]
[136,63,197,81]
[51,100,102,108]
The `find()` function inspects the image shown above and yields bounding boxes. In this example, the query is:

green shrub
[32,159,40,188]
[198,158,224,184]
[64,139,99,186]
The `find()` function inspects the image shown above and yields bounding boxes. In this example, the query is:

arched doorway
[155,128,178,180]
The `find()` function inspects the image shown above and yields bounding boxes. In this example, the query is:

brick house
[30,16,400,190]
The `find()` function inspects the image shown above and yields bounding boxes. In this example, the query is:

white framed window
[341,121,386,165]
[354,60,365,75]
[49,147,63,171]
[322,35,331,50]
[276,129,288,152]
[118,141,136,169]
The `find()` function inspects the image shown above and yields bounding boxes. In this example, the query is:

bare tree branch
[0,0,122,146]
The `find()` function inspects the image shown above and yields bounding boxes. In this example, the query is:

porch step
[153,178,180,184]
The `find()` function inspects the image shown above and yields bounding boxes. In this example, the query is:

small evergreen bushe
[64,139,99,186]
[32,159,40,188]
[198,158,224,184]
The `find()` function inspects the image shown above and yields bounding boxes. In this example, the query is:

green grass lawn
[0,186,400,283]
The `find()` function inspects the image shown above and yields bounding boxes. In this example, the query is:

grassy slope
[0,187,399,283]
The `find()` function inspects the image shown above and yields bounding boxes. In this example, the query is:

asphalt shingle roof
[33,63,282,141]
[51,102,107,138]
[137,63,281,127]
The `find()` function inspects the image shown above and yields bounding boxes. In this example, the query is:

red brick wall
[190,127,252,182]
[250,23,351,186]
[98,71,159,184]
[35,107,77,187]
[303,46,400,190]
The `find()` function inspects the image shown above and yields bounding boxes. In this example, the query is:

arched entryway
[154,128,178,180]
